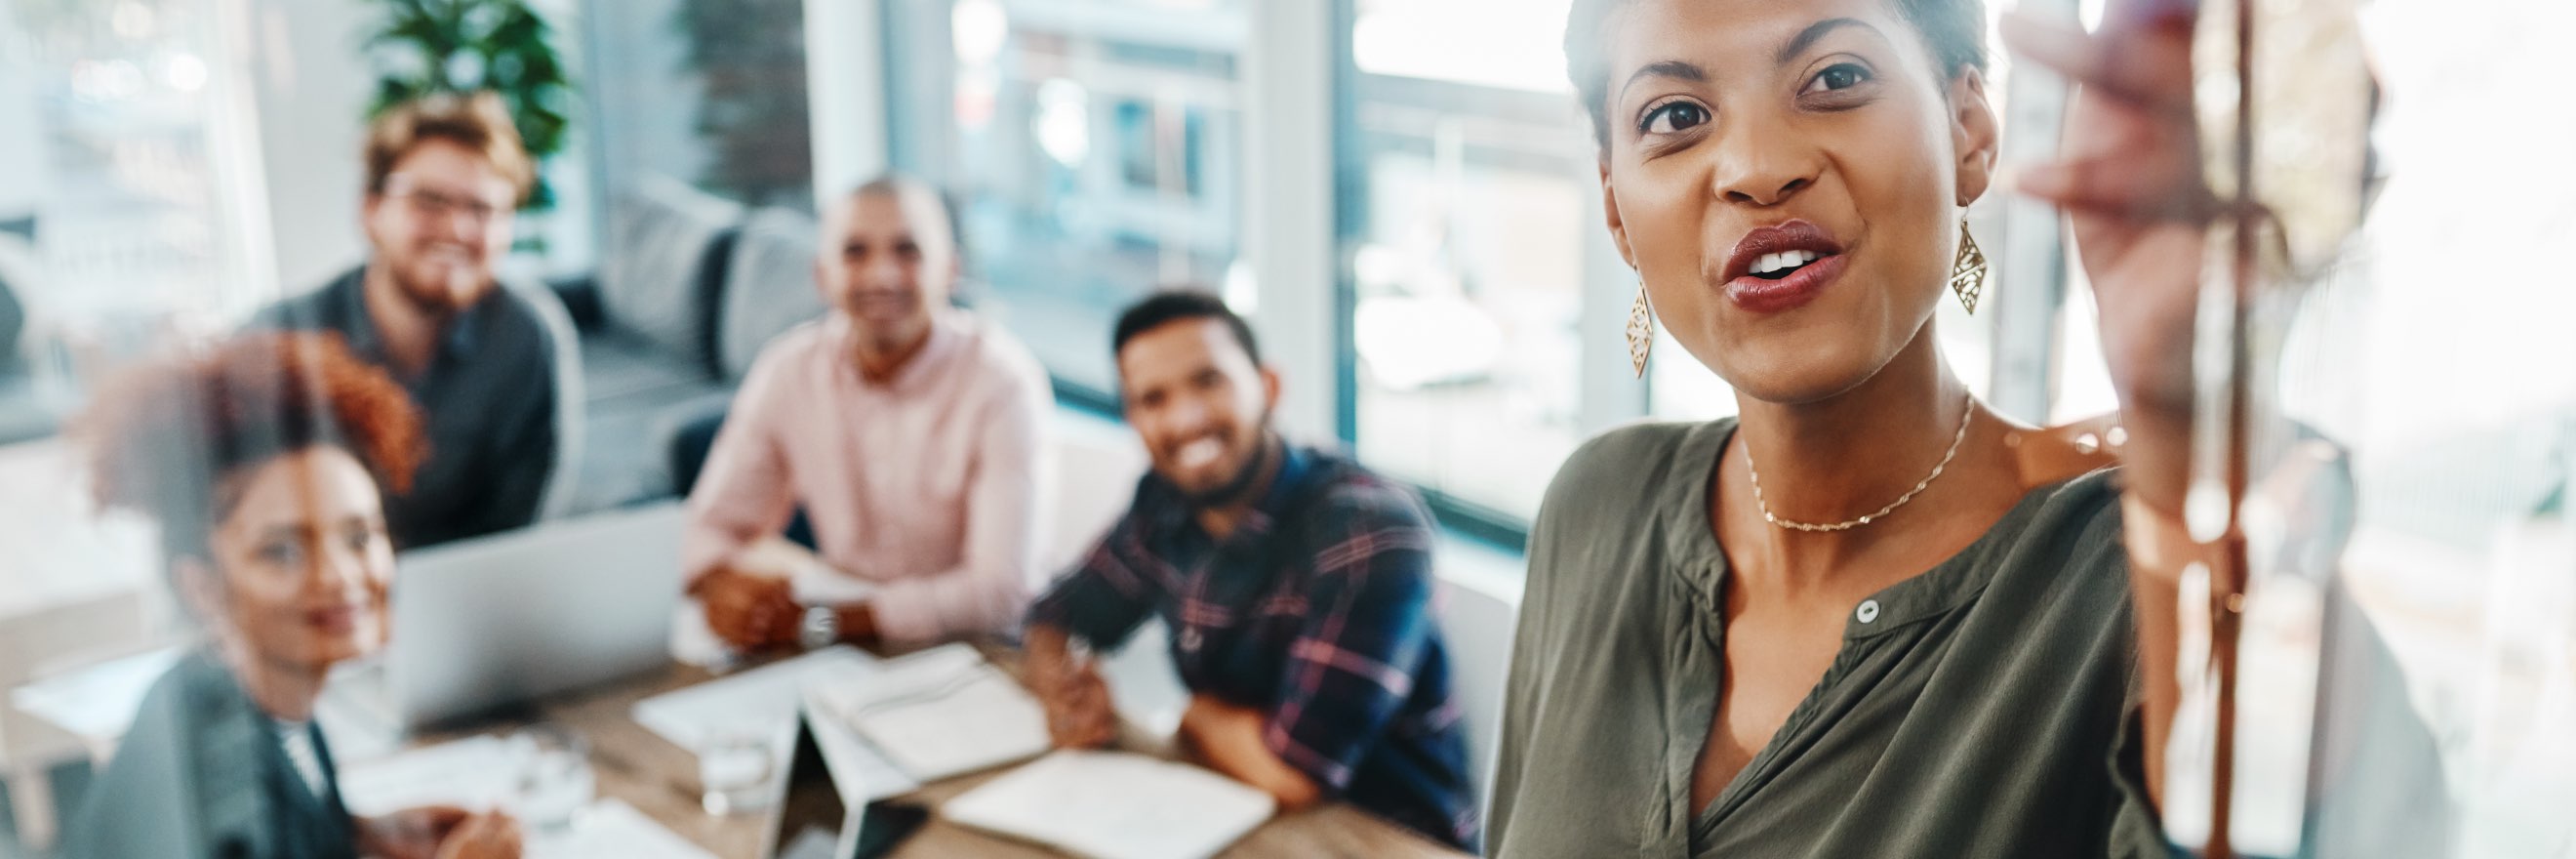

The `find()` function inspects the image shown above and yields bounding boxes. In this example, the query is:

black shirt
[249,266,563,549]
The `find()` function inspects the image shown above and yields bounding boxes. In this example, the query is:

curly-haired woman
[60,332,520,859]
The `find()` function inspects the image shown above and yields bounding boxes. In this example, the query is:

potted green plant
[361,0,575,212]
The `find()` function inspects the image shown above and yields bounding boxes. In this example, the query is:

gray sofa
[553,176,827,515]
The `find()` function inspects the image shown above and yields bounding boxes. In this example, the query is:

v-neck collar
[1664,417,2093,841]
[1663,418,2074,642]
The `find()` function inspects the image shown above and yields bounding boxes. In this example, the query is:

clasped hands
[693,564,877,650]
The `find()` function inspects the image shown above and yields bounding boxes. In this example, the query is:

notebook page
[337,735,523,816]
[528,798,717,859]
[942,750,1276,859]
[631,645,879,752]
[832,668,1051,782]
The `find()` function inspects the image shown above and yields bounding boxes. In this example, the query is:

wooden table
[501,650,1470,859]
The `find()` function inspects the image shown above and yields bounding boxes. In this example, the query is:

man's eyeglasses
[383,181,512,226]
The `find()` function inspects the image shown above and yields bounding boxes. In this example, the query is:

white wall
[1238,0,1340,443]
[0,1,46,218]
[232,0,373,296]
[804,0,887,206]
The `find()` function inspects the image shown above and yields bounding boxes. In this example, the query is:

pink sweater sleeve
[680,352,801,585]
[866,358,1056,642]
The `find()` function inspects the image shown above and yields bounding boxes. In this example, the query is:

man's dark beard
[387,261,483,318]
[1180,427,1281,510]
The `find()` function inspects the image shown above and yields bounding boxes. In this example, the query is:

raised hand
[2003,0,2213,512]
[2003,0,2229,814]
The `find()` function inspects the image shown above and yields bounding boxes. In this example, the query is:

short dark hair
[1111,289,1263,367]
[1564,0,1990,150]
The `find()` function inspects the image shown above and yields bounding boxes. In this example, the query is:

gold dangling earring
[1626,277,1655,378]
[1950,216,1989,314]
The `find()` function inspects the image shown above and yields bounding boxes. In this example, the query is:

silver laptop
[337,503,688,733]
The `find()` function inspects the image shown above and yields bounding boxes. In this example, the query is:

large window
[582,0,815,211]
[886,0,1249,394]
[2,0,264,357]
[1341,0,1590,520]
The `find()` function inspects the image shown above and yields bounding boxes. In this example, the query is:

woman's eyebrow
[1615,18,1884,103]
[1618,60,1706,103]
[1777,18,1882,64]
[253,522,320,543]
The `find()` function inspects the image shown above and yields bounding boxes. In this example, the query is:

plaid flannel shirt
[1027,445,1479,850]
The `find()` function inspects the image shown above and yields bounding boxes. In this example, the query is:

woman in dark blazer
[60,332,520,859]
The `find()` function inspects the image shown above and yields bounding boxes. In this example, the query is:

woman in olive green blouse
[1489,0,2217,855]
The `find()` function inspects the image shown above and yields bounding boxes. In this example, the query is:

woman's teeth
[1751,250,1820,277]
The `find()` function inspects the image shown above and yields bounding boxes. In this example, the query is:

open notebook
[812,643,1052,782]
[631,645,879,752]
[942,750,1276,859]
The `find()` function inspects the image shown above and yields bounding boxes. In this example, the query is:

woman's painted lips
[1726,254,1848,313]
[1720,220,1848,314]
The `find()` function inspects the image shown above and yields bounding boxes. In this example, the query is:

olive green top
[1489,419,2171,858]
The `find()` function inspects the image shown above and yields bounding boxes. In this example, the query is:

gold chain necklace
[1748,394,1974,533]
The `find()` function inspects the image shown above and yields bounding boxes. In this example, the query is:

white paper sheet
[801,687,922,801]
[528,798,715,859]
[812,643,1050,782]
[343,748,709,858]
[337,735,525,817]
[856,642,984,694]
[942,750,1276,859]
[631,645,879,753]
[839,671,1051,782]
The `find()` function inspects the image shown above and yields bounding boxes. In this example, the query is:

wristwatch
[798,605,839,651]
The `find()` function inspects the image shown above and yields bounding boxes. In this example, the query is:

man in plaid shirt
[1025,291,1478,850]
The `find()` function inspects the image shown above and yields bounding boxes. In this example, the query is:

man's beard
[1179,419,1279,510]
[390,258,490,317]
